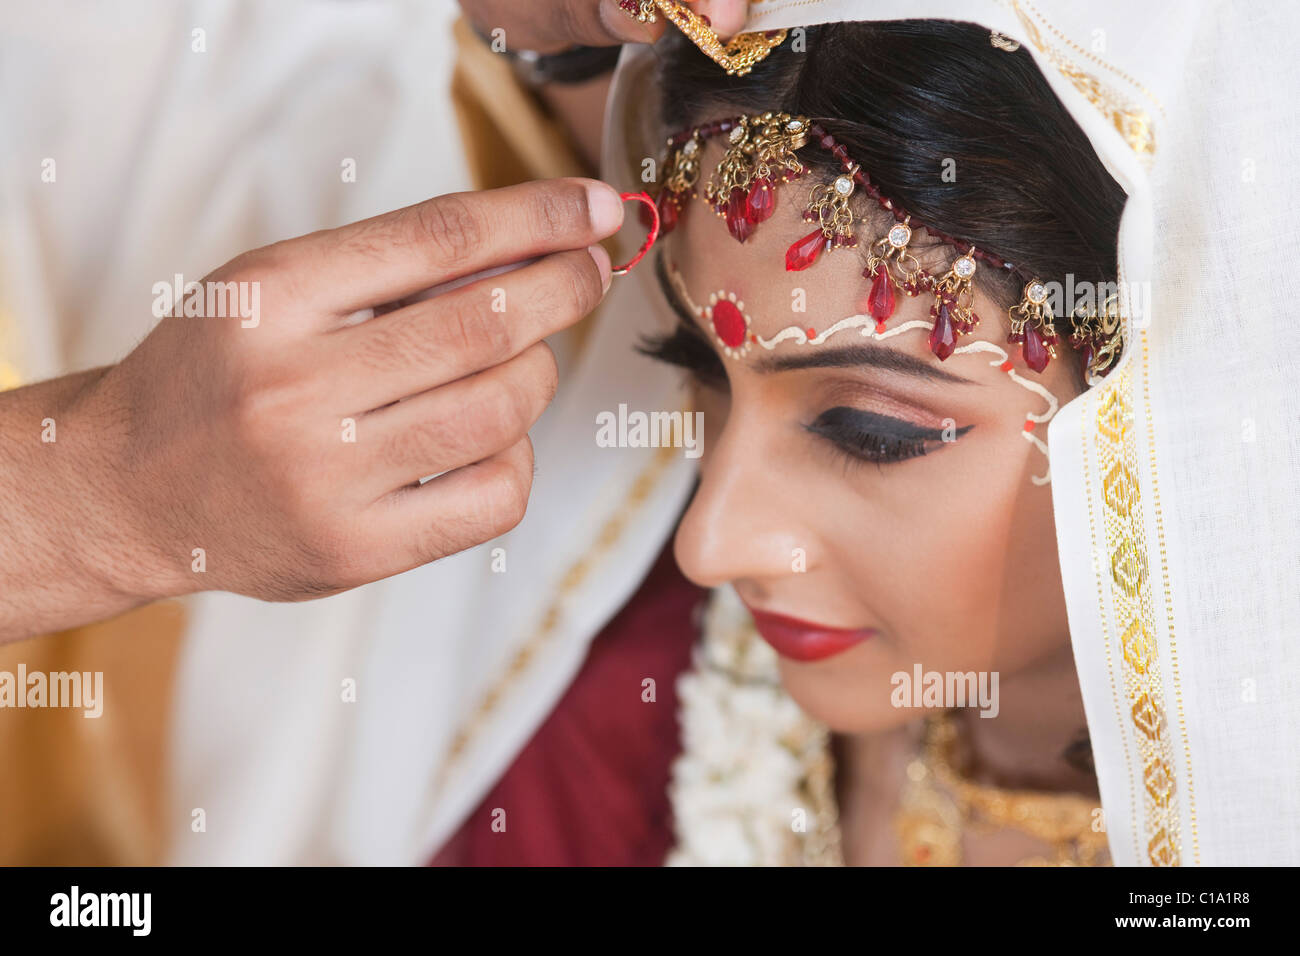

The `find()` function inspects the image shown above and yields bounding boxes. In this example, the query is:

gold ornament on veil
[617,1,788,76]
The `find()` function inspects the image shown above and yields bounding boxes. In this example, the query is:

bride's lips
[746,608,877,662]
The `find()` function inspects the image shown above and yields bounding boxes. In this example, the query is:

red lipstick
[746,608,877,662]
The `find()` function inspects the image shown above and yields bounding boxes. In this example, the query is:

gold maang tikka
[656,110,1092,377]
[705,113,809,243]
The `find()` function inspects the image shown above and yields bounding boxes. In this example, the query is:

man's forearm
[0,367,169,643]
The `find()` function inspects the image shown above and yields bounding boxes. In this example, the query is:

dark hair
[653,19,1126,361]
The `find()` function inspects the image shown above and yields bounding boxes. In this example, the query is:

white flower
[667,585,840,866]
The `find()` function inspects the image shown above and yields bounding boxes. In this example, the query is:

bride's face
[651,171,1087,733]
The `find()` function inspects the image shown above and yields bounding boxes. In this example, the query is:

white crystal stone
[787,119,804,132]
[954,256,976,278]
[729,126,745,144]
[1028,282,1047,303]
[888,224,910,247]
[834,176,853,195]
[683,139,699,156]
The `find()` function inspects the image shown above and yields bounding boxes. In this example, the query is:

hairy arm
[0,178,623,647]
[0,367,169,641]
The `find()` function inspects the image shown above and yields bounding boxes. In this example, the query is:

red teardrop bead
[785,229,827,272]
[1022,323,1050,373]
[711,300,747,348]
[867,265,896,321]
[746,178,775,224]
[725,188,753,243]
[655,190,679,234]
[928,301,958,360]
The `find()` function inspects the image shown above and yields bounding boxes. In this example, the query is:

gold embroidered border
[1011,1,1157,161]
[1141,329,1199,862]
[1081,387,1140,861]
[1094,364,1181,865]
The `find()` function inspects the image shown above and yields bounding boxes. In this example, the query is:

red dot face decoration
[711,299,747,348]
[705,291,753,359]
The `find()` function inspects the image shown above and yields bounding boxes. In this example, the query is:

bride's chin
[775,659,917,735]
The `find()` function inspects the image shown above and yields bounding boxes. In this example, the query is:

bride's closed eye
[806,407,973,466]
[636,330,973,466]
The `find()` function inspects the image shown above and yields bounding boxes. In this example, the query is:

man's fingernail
[586,181,624,236]
[588,244,612,292]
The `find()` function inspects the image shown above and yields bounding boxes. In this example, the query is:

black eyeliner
[805,407,973,465]
[808,407,972,443]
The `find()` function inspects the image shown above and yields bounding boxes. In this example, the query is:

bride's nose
[673,410,814,589]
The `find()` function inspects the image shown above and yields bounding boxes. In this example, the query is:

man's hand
[0,178,625,642]
[458,0,750,55]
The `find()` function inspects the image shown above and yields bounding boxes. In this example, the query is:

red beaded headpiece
[647,111,1121,380]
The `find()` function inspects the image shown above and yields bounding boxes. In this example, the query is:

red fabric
[428,540,704,866]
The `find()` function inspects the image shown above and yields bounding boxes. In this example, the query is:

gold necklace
[894,710,1112,866]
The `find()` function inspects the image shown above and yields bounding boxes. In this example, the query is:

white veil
[656,0,1298,865]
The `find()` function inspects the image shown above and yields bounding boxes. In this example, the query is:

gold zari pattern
[1093,364,1182,865]
[1012,0,1157,160]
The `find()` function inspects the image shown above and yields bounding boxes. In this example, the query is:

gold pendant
[652,1,788,76]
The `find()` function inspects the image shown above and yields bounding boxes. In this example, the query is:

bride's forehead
[670,229,862,321]
[663,253,1007,369]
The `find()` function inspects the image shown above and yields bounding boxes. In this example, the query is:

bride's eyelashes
[637,324,729,389]
[805,407,973,466]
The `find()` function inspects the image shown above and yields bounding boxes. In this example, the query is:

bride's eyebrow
[757,346,978,385]
[653,250,978,386]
